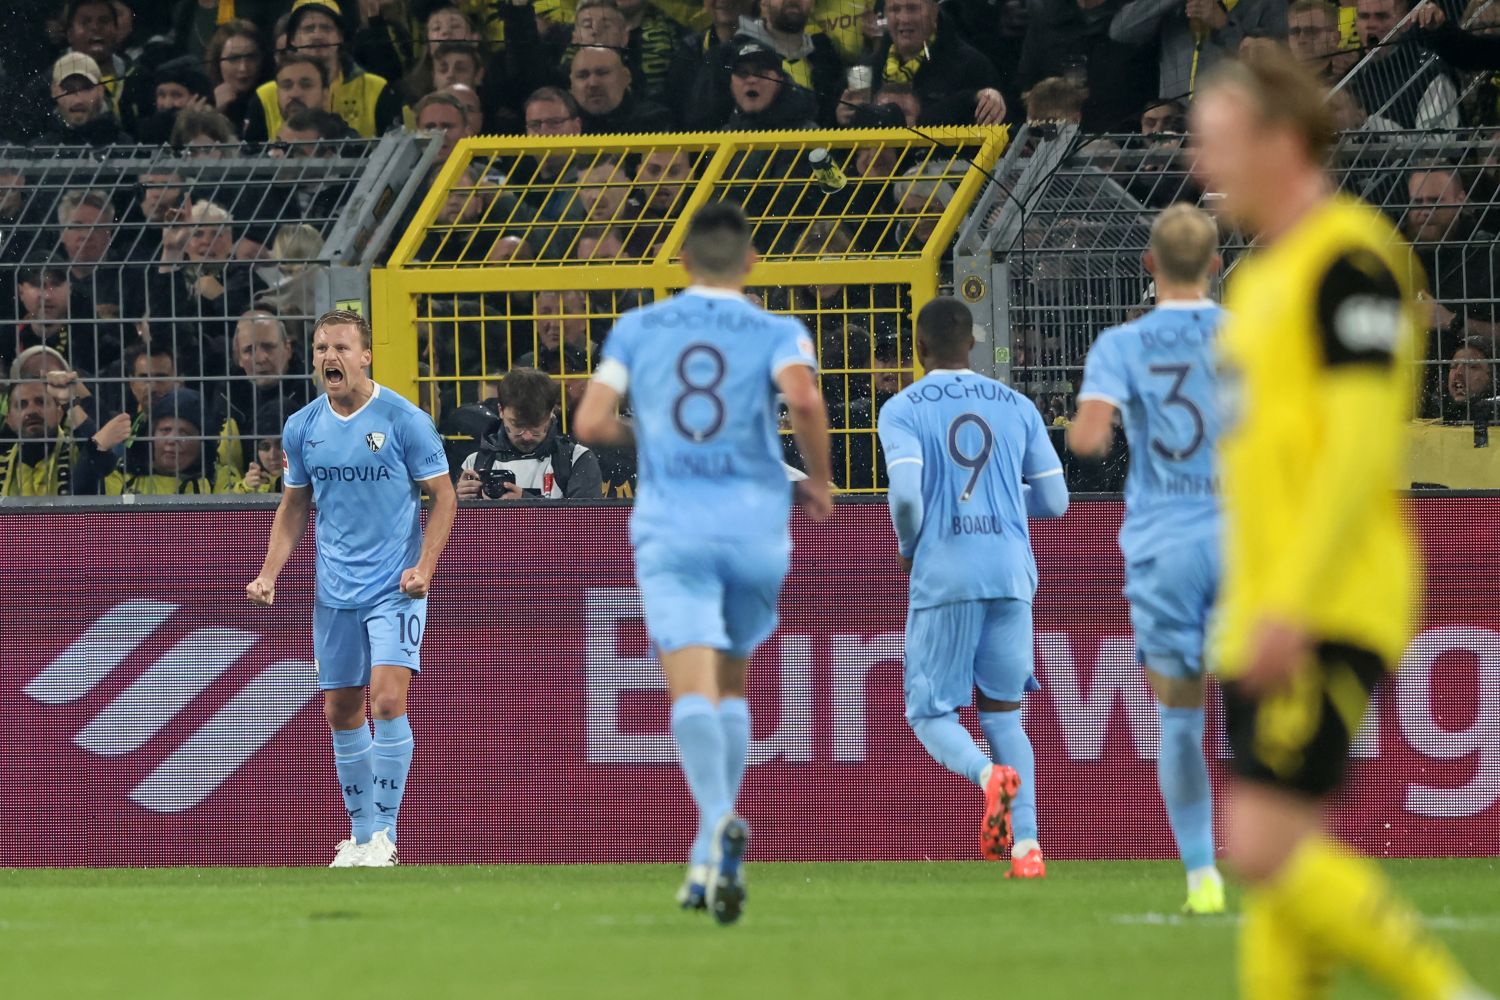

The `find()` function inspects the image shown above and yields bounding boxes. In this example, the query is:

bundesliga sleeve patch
[1315,250,1402,368]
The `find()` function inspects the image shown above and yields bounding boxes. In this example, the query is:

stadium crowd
[0,0,1495,497]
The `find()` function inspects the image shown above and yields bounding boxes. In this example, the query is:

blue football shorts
[312,590,427,690]
[903,597,1036,720]
[1123,533,1219,679]
[633,535,791,659]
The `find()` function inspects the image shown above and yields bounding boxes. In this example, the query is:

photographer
[456,368,602,501]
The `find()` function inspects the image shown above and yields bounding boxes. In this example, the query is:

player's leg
[635,538,734,909]
[1225,648,1473,1000]
[1127,540,1223,910]
[315,602,375,867]
[360,594,426,865]
[975,598,1042,877]
[717,655,750,806]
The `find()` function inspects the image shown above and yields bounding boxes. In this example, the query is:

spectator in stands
[520,288,594,374]
[685,0,842,128]
[1016,0,1157,132]
[244,55,331,144]
[456,367,603,500]
[570,46,676,133]
[1140,97,1187,136]
[0,379,81,496]
[122,342,181,425]
[222,310,310,457]
[76,387,236,494]
[273,107,353,158]
[1441,337,1498,423]
[576,157,633,223]
[574,0,631,48]
[893,163,956,248]
[665,0,758,124]
[431,42,486,95]
[722,42,821,130]
[148,201,259,372]
[859,0,1006,126]
[207,19,267,129]
[231,400,288,493]
[1110,0,1286,102]
[1024,76,1087,124]
[56,188,141,332]
[1347,0,1460,127]
[870,83,923,126]
[633,148,695,219]
[1403,161,1499,340]
[249,1,401,140]
[488,233,537,263]
[414,91,471,164]
[7,267,73,374]
[43,52,132,146]
[397,2,480,105]
[1415,0,1500,124]
[574,226,626,261]
[65,0,131,123]
[136,57,215,144]
[617,0,683,104]
[1287,0,1361,82]
[170,107,240,154]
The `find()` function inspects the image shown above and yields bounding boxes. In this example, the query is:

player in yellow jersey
[1190,50,1489,1000]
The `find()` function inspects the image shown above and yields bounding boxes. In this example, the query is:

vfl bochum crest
[365,432,386,453]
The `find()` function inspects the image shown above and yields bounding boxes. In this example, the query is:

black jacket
[463,419,604,500]
[684,22,846,129]
[723,82,821,131]
[581,93,677,134]
[867,13,999,125]
[36,114,134,149]
[1016,0,1156,132]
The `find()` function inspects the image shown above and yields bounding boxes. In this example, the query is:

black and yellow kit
[1213,193,1424,795]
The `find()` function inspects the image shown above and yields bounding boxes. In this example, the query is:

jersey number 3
[1148,363,1205,462]
[947,413,994,502]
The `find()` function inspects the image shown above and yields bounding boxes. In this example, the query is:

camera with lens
[480,468,516,499]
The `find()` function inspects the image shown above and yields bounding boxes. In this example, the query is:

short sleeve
[1078,331,1130,408]
[400,407,450,482]
[1022,403,1065,480]
[594,314,635,392]
[281,412,308,488]
[770,318,818,380]
[1314,249,1402,369]
[876,397,922,468]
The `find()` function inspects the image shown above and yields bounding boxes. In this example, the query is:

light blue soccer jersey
[282,384,449,608]
[598,287,817,543]
[1077,301,1223,563]
[877,370,1064,610]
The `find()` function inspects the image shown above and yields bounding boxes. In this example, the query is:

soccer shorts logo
[365,432,386,453]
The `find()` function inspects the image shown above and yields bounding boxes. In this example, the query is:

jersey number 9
[947,412,994,502]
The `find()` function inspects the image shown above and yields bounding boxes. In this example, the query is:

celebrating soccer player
[876,297,1069,879]
[574,203,833,924]
[246,309,457,869]
[1068,204,1227,915]
[1191,51,1483,999]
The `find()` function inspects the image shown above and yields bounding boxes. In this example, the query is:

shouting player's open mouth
[323,364,345,390]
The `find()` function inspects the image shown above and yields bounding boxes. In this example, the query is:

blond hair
[1149,204,1219,284]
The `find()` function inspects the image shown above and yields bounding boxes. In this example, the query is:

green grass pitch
[3,860,1496,999]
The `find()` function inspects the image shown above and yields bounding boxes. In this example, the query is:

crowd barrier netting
[2,497,1496,867]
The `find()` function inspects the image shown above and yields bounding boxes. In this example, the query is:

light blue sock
[719,697,750,805]
[909,713,992,786]
[672,694,730,868]
[371,715,414,843]
[331,725,374,843]
[979,710,1038,846]
[1157,705,1215,872]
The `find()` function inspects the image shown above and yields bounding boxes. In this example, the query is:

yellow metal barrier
[374,126,1008,493]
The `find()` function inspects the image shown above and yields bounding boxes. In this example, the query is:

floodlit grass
[2,861,1496,999]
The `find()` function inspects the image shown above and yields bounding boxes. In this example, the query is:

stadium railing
[0,133,438,496]
[371,126,1008,494]
[958,125,1500,491]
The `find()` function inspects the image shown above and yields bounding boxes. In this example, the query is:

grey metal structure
[0,132,437,496]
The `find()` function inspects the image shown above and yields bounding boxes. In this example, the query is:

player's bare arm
[247,483,312,607]
[573,381,634,449]
[775,363,832,523]
[1066,400,1118,458]
[401,473,457,599]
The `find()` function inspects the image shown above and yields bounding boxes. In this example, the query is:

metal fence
[373,127,1008,494]
[0,133,437,497]
[959,124,1500,490]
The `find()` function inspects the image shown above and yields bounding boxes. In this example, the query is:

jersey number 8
[672,344,727,443]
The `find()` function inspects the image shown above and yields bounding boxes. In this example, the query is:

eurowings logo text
[23,599,317,814]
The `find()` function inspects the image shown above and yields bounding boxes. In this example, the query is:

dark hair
[17,264,68,288]
[171,108,237,146]
[313,308,372,350]
[497,367,558,427]
[431,41,482,66]
[276,53,331,88]
[525,86,580,117]
[124,343,178,374]
[682,202,752,279]
[916,297,975,361]
[284,107,351,142]
[66,0,116,27]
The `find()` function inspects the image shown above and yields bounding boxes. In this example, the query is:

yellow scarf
[1188,0,1240,95]
[883,43,928,86]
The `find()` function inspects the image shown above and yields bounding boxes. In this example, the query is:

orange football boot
[1006,847,1046,879]
[980,765,1021,861]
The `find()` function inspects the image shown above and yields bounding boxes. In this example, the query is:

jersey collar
[1154,299,1216,310]
[685,286,746,301]
[326,381,380,423]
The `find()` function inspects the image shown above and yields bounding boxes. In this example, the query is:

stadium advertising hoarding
[2,499,1496,866]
